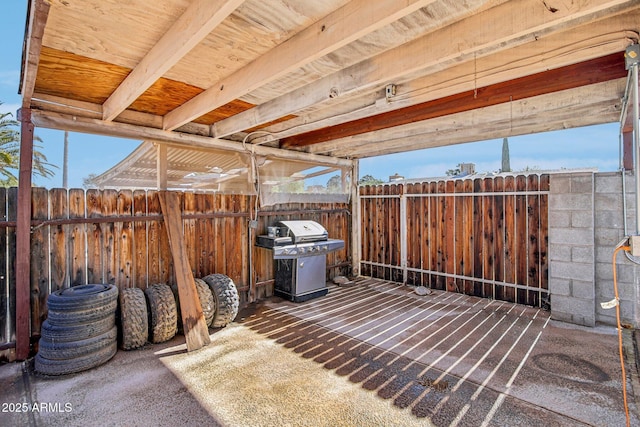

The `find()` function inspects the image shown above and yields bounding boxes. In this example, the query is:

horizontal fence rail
[0,188,350,355]
[359,174,549,307]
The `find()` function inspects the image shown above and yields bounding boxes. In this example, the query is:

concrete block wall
[549,171,640,328]
[548,172,596,326]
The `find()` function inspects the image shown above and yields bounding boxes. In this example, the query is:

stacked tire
[202,274,239,328]
[119,287,148,350]
[145,284,178,343]
[36,284,118,376]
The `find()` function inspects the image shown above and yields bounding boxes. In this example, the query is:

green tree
[0,104,57,186]
[326,174,342,193]
[445,164,461,176]
[358,174,383,186]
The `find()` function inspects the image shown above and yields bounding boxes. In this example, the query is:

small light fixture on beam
[385,84,397,100]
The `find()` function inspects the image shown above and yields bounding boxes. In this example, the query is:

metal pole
[633,61,640,234]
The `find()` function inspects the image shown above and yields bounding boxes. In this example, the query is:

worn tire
[194,278,215,327]
[40,316,115,343]
[35,341,117,376]
[47,298,117,325]
[202,274,239,328]
[47,284,118,311]
[38,325,117,360]
[145,284,177,343]
[119,288,148,350]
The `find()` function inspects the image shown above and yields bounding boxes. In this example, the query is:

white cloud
[0,70,20,88]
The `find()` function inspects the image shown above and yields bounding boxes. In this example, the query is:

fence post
[400,189,407,284]
[350,160,361,276]
[16,108,34,360]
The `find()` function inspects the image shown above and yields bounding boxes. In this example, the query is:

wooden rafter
[162,0,441,131]
[102,0,245,121]
[213,0,639,138]
[281,53,627,148]
[20,0,50,107]
[318,79,625,158]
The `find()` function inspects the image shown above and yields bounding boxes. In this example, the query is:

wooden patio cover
[15,0,640,358]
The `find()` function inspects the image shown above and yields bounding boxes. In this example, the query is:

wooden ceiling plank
[162,0,441,131]
[30,110,352,168]
[281,53,627,148]
[260,28,635,142]
[102,0,245,122]
[318,79,624,157]
[214,0,638,138]
[20,0,50,107]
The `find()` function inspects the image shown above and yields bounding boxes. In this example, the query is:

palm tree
[0,103,57,186]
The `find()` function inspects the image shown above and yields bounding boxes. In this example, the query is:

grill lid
[278,220,328,243]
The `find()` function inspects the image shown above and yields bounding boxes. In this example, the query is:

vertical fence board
[503,176,516,303]
[6,188,17,343]
[86,190,104,284]
[527,175,541,306]
[482,178,495,298]
[515,176,528,304]
[133,190,148,289]
[473,179,484,296]
[30,187,49,336]
[463,179,474,295]
[434,181,445,290]
[0,188,8,344]
[117,191,133,289]
[493,177,505,301]
[539,175,550,295]
[454,180,464,293]
[183,192,198,277]
[49,189,68,291]
[444,181,455,292]
[69,189,86,286]
[101,190,117,286]
[146,191,162,285]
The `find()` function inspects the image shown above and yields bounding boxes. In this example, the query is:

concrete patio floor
[1,278,639,426]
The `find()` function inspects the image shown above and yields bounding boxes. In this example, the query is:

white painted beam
[102,0,245,121]
[162,0,441,131]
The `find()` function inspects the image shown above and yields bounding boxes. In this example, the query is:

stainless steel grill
[256,220,345,302]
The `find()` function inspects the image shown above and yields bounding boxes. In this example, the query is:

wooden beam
[622,131,634,170]
[15,108,34,360]
[157,143,168,190]
[162,0,441,131]
[259,27,635,143]
[158,191,210,352]
[281,54,627,148]
[20,0,50,107]
[214,0,638,138]
[322,80,624,158]
[102,0,244,121]
[29,110,352,168]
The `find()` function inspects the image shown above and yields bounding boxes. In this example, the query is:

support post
[400,190,408,284]
[16,108,34,360]
[623,131,634,171]
[350,160,361,277]
[156,143,168,190]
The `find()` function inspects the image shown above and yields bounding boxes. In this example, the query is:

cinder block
[570,175,594,194]
[549,260,593,282]
[571,211,593,228]
[595,193,622,211]
[549,277,571,296]
[570,279,595,299]
[549,244,571,262]
[594,210,623,228]
[550,176,572,194]
[549,210,571,228]
[595,246,617,263]
[549,193,592,211]
[571,246,594,263]
[594,173,622,194]
[595,227,625,247]
[548,228,593,246]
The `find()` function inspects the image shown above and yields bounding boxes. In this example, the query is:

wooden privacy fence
[359,174,549,307]
[0,188,350,352]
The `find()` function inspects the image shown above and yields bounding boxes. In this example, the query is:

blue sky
[0,3,621,189]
